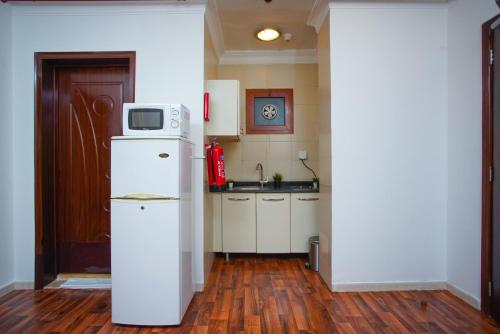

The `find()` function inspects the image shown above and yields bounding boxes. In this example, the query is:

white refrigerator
[110,136,193,326]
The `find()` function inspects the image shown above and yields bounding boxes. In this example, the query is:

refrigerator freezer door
[111,199,180,325]
[111,139,180,197]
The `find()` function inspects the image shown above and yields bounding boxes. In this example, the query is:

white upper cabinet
[205,80,240,137]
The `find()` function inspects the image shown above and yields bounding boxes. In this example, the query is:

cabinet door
[222,193,256,253]
[212,193,222,252]
[205,80,240,136]
[291,193,320,252]
[257,193,290,253]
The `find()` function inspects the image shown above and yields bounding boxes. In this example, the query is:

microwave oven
[122,103,190,138]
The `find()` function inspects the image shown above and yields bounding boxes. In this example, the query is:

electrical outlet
[298,150,307,160]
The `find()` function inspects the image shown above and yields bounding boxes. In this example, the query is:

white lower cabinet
[222,193,256,253]
[218,191,319,254]
[212,193,222,252]
[256,193,290,253]
[291,193,320,252]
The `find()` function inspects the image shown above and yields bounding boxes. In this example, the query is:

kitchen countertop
[210,181,319,193]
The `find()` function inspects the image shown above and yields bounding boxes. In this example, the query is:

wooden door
[55,65,132,274]
[492,24,500,321]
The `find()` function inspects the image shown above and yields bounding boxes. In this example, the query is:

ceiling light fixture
[256,28,280,42]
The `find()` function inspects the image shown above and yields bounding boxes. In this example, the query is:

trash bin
[308,236,319,272]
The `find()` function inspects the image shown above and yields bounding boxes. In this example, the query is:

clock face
[262,104,278,120]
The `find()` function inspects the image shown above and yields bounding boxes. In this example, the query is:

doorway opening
[35,52,135,290]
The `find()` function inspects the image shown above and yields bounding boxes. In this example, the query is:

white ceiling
[215,0,317,51]
[214,0,448,51]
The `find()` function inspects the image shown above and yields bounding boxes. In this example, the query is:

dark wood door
[492,25,500,322]
[55,65,132,273]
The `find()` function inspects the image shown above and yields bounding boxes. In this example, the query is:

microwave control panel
[170,106,180,128]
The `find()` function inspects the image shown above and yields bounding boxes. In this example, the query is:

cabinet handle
[298,198,319,201]
[263,198,285,201]
[228,198,250,201]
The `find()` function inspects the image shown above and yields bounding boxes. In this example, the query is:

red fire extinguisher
[206,141,226,191]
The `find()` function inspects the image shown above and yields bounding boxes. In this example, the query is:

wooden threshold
[57,273,111,279]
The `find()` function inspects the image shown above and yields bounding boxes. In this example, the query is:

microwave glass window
[128,109,164,130]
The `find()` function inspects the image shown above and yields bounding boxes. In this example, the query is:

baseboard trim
[14,281,34,290]
[194,283,204,292]
[0,280,34,297]
[446,283,480,310]
[0,282,16,298]
[332,281,480,310]
[333,281,447,292]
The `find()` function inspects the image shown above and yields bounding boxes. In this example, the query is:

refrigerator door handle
[111,194,180,201]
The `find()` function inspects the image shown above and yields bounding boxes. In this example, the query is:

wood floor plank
[0,255,499,334]
[286,287,312,331]
[261,296,283,333]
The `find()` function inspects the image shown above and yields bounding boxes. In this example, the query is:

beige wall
[218,64,319,182]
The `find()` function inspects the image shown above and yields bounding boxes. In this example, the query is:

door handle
[263,198,285,201]
[298,198,319,201]
[228,198,250,201]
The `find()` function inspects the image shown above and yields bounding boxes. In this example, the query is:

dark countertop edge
[209,181,320,194]
[221,190,320,194]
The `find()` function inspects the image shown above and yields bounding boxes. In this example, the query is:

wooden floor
[1,255,499,333]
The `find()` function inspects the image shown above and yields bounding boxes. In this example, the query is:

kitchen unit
[212,182,319,255]
[111,136,193,326]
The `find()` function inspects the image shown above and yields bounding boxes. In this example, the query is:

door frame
[482,15,500,315]
[34,51,136,289]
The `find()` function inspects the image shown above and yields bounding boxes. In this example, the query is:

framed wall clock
[245,88,293,134]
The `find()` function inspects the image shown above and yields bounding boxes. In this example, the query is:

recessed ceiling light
[256,28,280,42]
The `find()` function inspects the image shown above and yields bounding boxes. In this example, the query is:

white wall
[447,0,499,305]
[330,3,448,288]
[203,20,218,284]
[317,15,333,290]
[10,4,206,286]
[0,4,15,290]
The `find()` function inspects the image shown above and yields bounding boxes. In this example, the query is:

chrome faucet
[256,162,268,188]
